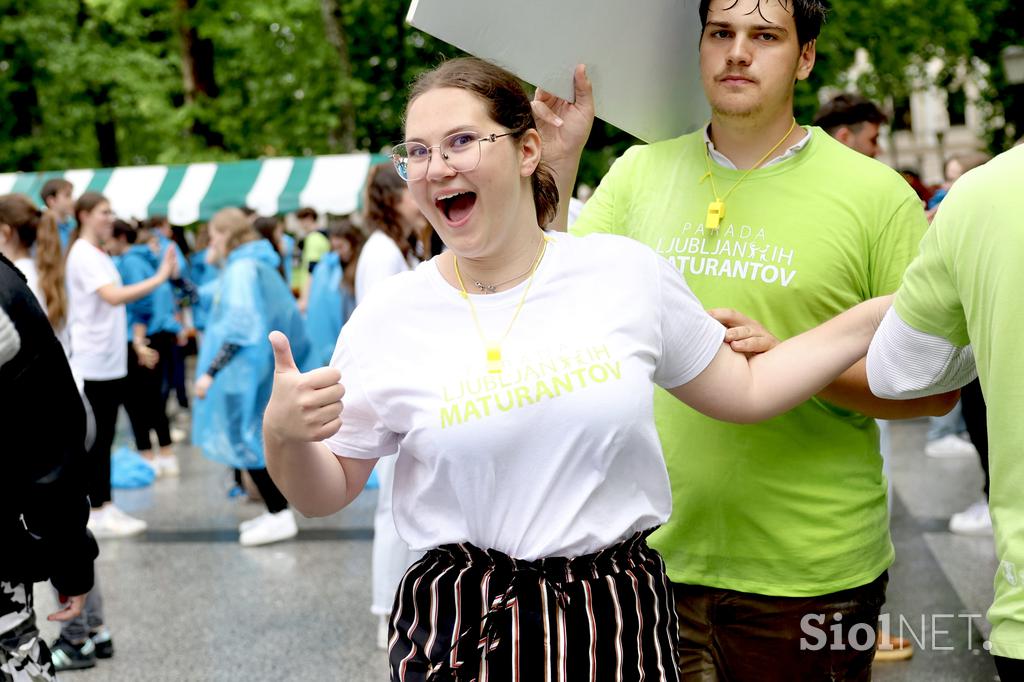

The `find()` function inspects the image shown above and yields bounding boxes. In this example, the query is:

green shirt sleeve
[893,205,970,346]
[867,193,929,297]
[570,146,640,238]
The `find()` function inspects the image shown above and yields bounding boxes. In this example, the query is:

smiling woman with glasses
[262,57,894,682]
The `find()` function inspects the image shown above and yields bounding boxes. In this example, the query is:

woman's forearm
[742,298,890,419]
[99,273,167,306]
[263,432,374,517]
[672,297,891,423]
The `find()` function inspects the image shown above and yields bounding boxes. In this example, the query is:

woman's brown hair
[363,163,413,256]
[253,215,286,278]
[328,217,365,295]
[406,57,560,227]
[69,191,109,247]
[209,207,259,259]
[0,193,67,328]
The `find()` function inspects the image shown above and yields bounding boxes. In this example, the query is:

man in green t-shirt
[867,145,1024,678]
[534,0,955,677]
[292,207,330,297]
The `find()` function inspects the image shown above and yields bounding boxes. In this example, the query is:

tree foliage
[0,0,1020,183]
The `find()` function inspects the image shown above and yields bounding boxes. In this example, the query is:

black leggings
[124,336,173,452]
[247,468,289,514]
[83,378,125,509]
[960,379,989,498]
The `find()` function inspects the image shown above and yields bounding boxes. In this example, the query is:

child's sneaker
[90,627,115,659]
[50,635,97,670]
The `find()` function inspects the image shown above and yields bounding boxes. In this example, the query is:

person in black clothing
[0,254,99,678]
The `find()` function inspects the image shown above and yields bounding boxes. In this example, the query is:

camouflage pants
[0,582,55,682]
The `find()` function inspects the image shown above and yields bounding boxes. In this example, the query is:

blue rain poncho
[188,249,219,332]
[115,244,181,336]
[281,233,296,285]
[192,240,311,470]
[304,252,356,367]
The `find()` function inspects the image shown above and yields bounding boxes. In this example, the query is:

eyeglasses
[391,130,518,182]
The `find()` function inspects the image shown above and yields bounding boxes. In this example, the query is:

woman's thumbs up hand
[264,331,345,443]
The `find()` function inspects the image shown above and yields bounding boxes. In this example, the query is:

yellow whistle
[706,200,725,230]
[486,346,502,374]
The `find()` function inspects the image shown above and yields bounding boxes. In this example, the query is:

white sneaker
[239,509,297,546]
[170,427,188,444]
[88,506,147,538]
[924,434,978,458]
[239,511,273,534]
[949,500,993,536]
[155,455,180,477]
[377,614,390,650]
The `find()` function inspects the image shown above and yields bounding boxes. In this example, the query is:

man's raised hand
[264,331,344,443]
[531,64,595,166]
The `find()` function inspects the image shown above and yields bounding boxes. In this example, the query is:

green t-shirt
[892,145,1024,658]
[572,128,927,595]
[292,231,331,290]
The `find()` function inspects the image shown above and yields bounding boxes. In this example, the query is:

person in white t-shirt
[354,163,423,303]
[354,162,429,648]
[65,192,175,540]
[261,58,891,681]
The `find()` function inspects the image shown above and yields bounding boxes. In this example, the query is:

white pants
[371,455,422,615]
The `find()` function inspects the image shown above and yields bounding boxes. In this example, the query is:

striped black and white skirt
[387,529,679,682]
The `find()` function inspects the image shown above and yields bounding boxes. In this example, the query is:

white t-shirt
[354,230,412,305]
[66,239,127,381]
[13,257,43,304]
[325,231,725,560]
[13,256,73,359]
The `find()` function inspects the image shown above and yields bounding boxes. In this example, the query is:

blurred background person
[188,223,218,335]
[927,152,992,215]
[304,216,361,367]
[813,92,888,159]
[0,194,69,355]
[292,207,329,305]
[146,215,192,417]
[355,162,426,648]
[191,208,311,546]
[898,169,935,206]
[254,215,289,280]
[106,220,181,477]
[39,178,76,250]
[65,192,174,539]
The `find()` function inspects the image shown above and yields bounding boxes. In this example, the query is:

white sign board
[407,0,708,143]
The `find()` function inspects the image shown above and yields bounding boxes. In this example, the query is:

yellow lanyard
[702,118,798,231]
[453,234,551,374]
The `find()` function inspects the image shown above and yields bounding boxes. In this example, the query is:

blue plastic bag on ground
[111,446,156,488]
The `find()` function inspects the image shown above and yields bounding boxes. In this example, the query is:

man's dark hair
[295,207,318,221]
[40,178,73,205]
[113,219,139,243]
[699,0,829,47]
[813,93,888,133]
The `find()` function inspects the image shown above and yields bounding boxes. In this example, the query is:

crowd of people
[0,171,429,674]
[2,0,1022,680]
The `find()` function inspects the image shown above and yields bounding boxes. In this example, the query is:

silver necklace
[468,260,539,294]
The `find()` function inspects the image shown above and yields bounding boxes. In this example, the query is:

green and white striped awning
[0,153,387,225]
